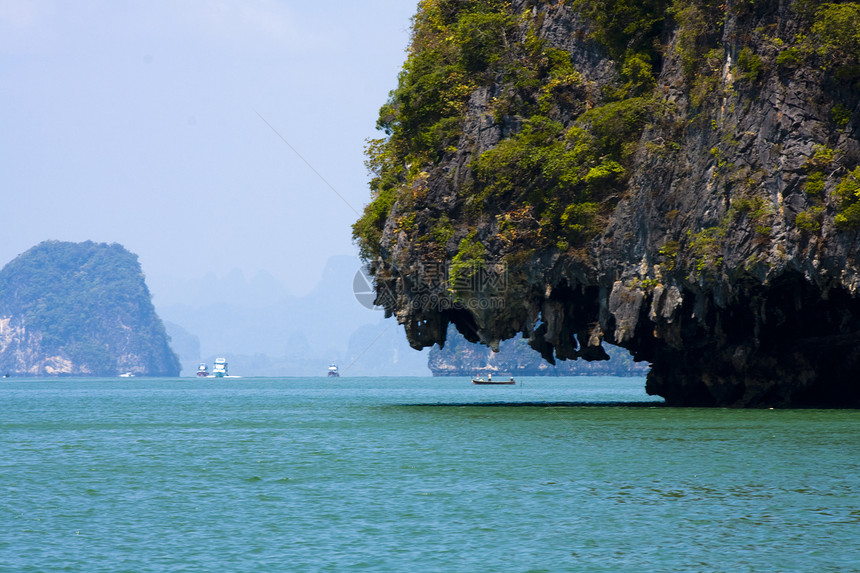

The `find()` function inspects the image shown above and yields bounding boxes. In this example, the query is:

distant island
[0,241,180,377]
[430,325,648,377]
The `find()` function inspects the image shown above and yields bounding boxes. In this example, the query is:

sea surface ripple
[1,377,858,572]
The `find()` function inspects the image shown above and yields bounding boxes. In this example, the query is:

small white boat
[119,372,135,378]
[471,374,515,385]
[197,363,210,377]
[328,363,340,377]
[213,357,228,378]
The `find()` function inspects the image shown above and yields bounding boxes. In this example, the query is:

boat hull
[472,379,516,385]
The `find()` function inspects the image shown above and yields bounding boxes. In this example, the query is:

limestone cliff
[0,241,181,377]
[355,0,860,406]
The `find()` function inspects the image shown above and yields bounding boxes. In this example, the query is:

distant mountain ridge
[156,255,431,377]
[0,241,180,376]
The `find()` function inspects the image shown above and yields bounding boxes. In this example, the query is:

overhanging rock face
[356,0,860,406]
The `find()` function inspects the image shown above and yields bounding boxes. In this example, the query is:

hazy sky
[1,0,416,297]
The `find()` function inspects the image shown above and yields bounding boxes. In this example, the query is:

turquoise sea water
[1,376,859,572]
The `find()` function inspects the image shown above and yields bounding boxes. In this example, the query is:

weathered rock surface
[0,241,180,377]
[364,0,860,406]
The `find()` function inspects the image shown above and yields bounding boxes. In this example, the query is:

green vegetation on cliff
[0,241,180,376]
[356,0,860,274]
[354,0,675,263]
[354,0,860,406]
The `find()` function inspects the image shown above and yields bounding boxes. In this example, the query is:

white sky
[0,0,415,297]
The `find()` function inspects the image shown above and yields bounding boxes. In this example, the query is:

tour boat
[213,357,228,378]
[328,363,340,377]
[197,363,210,377]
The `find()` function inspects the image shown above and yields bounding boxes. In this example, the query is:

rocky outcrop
[357,0,860,406]
[0,241,181,377]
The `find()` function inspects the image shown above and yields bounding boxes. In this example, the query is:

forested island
[0,241,180,377]
[354,0,860,406]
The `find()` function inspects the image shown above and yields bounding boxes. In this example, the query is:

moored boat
[471,375,515,385]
